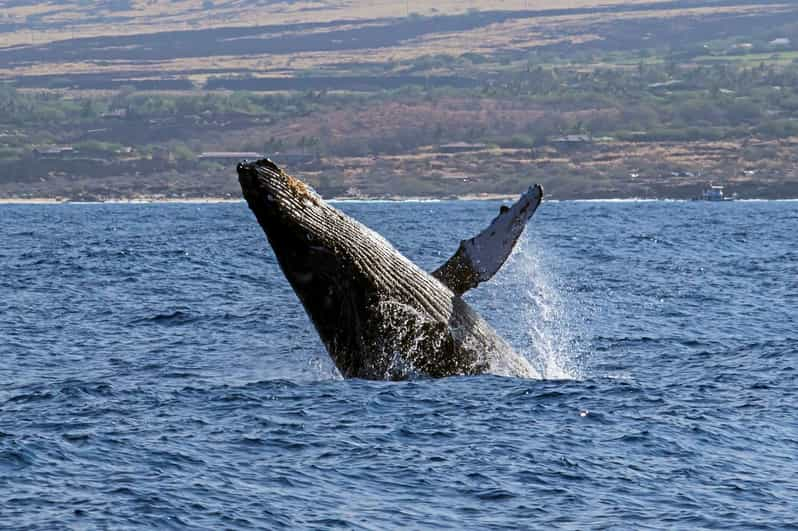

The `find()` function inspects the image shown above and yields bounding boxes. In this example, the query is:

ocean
[1,200,796,529]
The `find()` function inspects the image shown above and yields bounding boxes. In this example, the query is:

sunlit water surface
[1,200,796,528]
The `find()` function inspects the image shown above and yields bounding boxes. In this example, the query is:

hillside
[2,0,798,199]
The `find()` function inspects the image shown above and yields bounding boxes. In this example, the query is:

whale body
[238,159,543,380]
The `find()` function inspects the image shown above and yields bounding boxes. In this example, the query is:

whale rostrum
[238,159,543,380]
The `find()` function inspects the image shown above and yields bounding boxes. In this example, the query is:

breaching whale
[238,159,543,380]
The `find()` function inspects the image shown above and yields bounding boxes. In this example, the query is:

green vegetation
[473,60,798,144]
[3,59,798,161]
[0,85,343,126]
[0,146,23,160]
[0,85,86,125]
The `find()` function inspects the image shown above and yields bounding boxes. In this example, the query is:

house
[552,134,592,144]
[438,142,488,154]
[32,146,75,159]
[198,152,263,163]
[648,79,686,92]
[101,108,128,119]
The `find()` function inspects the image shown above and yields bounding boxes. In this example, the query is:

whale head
[237,158,344,283]
[237,159,376,366]
[237,158,320,221]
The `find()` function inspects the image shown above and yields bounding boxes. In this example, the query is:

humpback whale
[238,159,543,380]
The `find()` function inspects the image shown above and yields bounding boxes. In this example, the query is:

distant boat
[699,184,736,201]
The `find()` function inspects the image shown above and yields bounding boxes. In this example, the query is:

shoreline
[0,197,243,204]
[2,195,798,204]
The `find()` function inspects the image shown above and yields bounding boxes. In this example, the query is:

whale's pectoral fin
[432,184,543,296]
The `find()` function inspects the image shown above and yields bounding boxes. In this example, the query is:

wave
[132,310,197,325]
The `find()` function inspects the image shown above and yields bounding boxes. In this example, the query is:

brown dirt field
[4,136,796,200]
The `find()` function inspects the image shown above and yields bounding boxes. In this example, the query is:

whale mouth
[237,158,317,208]
[237,158,332,259]
[237,159,284,204]
[236,160,259,192]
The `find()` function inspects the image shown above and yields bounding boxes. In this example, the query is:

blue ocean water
[1,200,796,529]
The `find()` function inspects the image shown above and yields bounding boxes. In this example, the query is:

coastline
[0,193,521,204]
[0,197,243,204]
[1,194,797,204]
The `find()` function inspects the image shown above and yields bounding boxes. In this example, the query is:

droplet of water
[489,232,589,380]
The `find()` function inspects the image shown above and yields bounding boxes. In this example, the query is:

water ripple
[0,201,796,528]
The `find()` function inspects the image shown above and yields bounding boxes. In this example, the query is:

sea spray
[481,232,588,380]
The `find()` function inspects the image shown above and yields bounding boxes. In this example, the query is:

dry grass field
[1,0,790,83]
[0,0,681,45]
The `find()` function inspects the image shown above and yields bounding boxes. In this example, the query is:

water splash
[488,233,588,380]
[306,353,343,381]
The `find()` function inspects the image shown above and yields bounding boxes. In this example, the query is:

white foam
[328,198,444,204]
[491,234,588,380]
